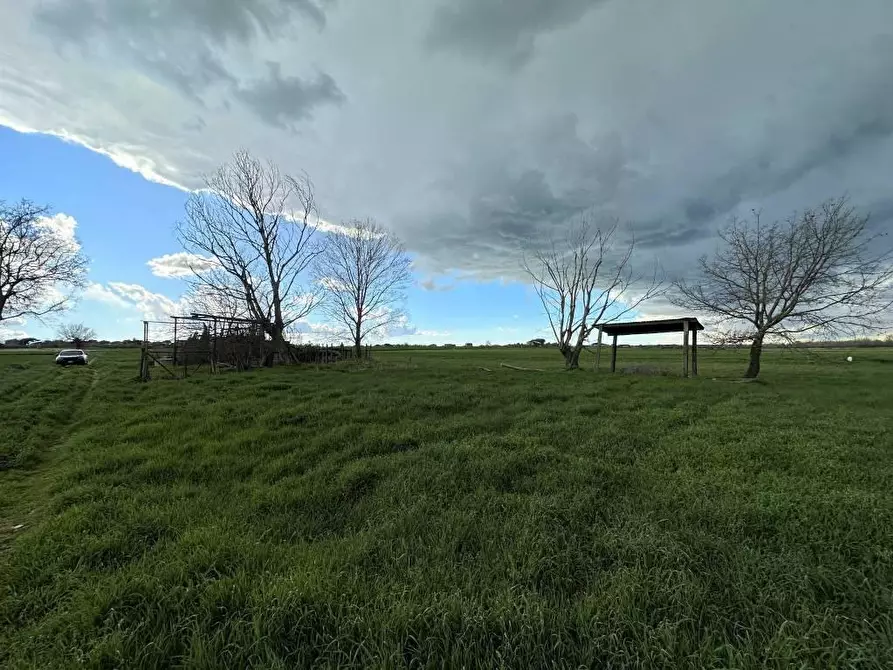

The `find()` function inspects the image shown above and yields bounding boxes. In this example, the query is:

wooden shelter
[595,317,704,377]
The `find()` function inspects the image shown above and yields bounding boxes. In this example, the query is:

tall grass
[1,346,892,668]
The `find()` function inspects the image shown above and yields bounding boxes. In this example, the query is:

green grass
[1,346,892,668]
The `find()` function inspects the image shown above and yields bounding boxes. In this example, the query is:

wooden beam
[146,350,178,379]
[595,327,603,371]
[611,334,618,373]
[500,363,544,372]
[682,320,690,378]
[691,328,698,377]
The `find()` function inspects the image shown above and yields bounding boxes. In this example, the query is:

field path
[0,353,104,551]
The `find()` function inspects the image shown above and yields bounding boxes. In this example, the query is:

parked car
[55,349,88,366]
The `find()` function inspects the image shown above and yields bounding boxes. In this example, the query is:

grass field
[1,345,892,668]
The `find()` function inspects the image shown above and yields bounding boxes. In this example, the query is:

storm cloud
[427,0,607,67]
[4,0,893,285]
[235,64,345,129]
[32,0,340,119]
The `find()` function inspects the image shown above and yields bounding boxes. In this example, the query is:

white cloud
[83,281,131,308]
[290,319,341,343]
[80,280,187,326]
[85,279,323,334]
[317,276,348,292]
[36,212,77,241]
[383,312,422,338]
[35,212,81,253]
[290,310,449,343]
[40,285,68,309]
[4,121,186,189]
[147,252,218,278]
[106,282,186,322]
[0,328,29,341]
[0,315,29,342]
[312,217,368,237]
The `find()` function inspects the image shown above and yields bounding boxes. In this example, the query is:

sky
[2,0,893,345]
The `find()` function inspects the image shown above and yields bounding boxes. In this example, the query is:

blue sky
[0,125,551,345]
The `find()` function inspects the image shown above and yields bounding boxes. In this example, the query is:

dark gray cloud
[35,0,329,43]
[395,113,641,276]
[865,199,893,232]
[427,0,606,67]
[6,0,893,290]
[33,0,339,118]
[235,64,345,129]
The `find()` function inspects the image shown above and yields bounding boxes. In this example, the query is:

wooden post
[211,321,218,374]
[610,334,618,373]
[172,317,178,369]
[595,327,603,371]
[691,328,698,377]
[181,319,187,379]
[140,321,150,381]
[682,320,690,378]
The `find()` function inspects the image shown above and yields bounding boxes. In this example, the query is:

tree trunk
[744,333,764,378]
[354,321,362,360]
[563,345,582,370]
[269,324,291,366]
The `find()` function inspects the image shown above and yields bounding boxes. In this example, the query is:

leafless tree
[183,282,247,323]
[177,150,324,362]
[0,200,88,324]
[314,218,412,356]
[673,197,893,378]
[57,323,96,349]
[522,213,662,369]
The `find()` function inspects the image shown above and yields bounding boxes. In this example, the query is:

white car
[55,349,88,366]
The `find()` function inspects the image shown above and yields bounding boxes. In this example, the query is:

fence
[138,314,371,380]
[290,344,372,364]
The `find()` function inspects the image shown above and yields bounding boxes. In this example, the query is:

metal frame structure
[139,313,270,381]
[138,312,373,380]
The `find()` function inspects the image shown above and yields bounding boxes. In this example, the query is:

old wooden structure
[138,312,371,380]
[595,317,705,377]
[139,313,272,381]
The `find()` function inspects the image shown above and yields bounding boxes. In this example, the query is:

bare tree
[0,200,88,324]
[522,214,662,369]
[183,282,246,323]
[314,218,412,356]
[177,150,324,362]
[58,323,96,349]
[673,197,893,378]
